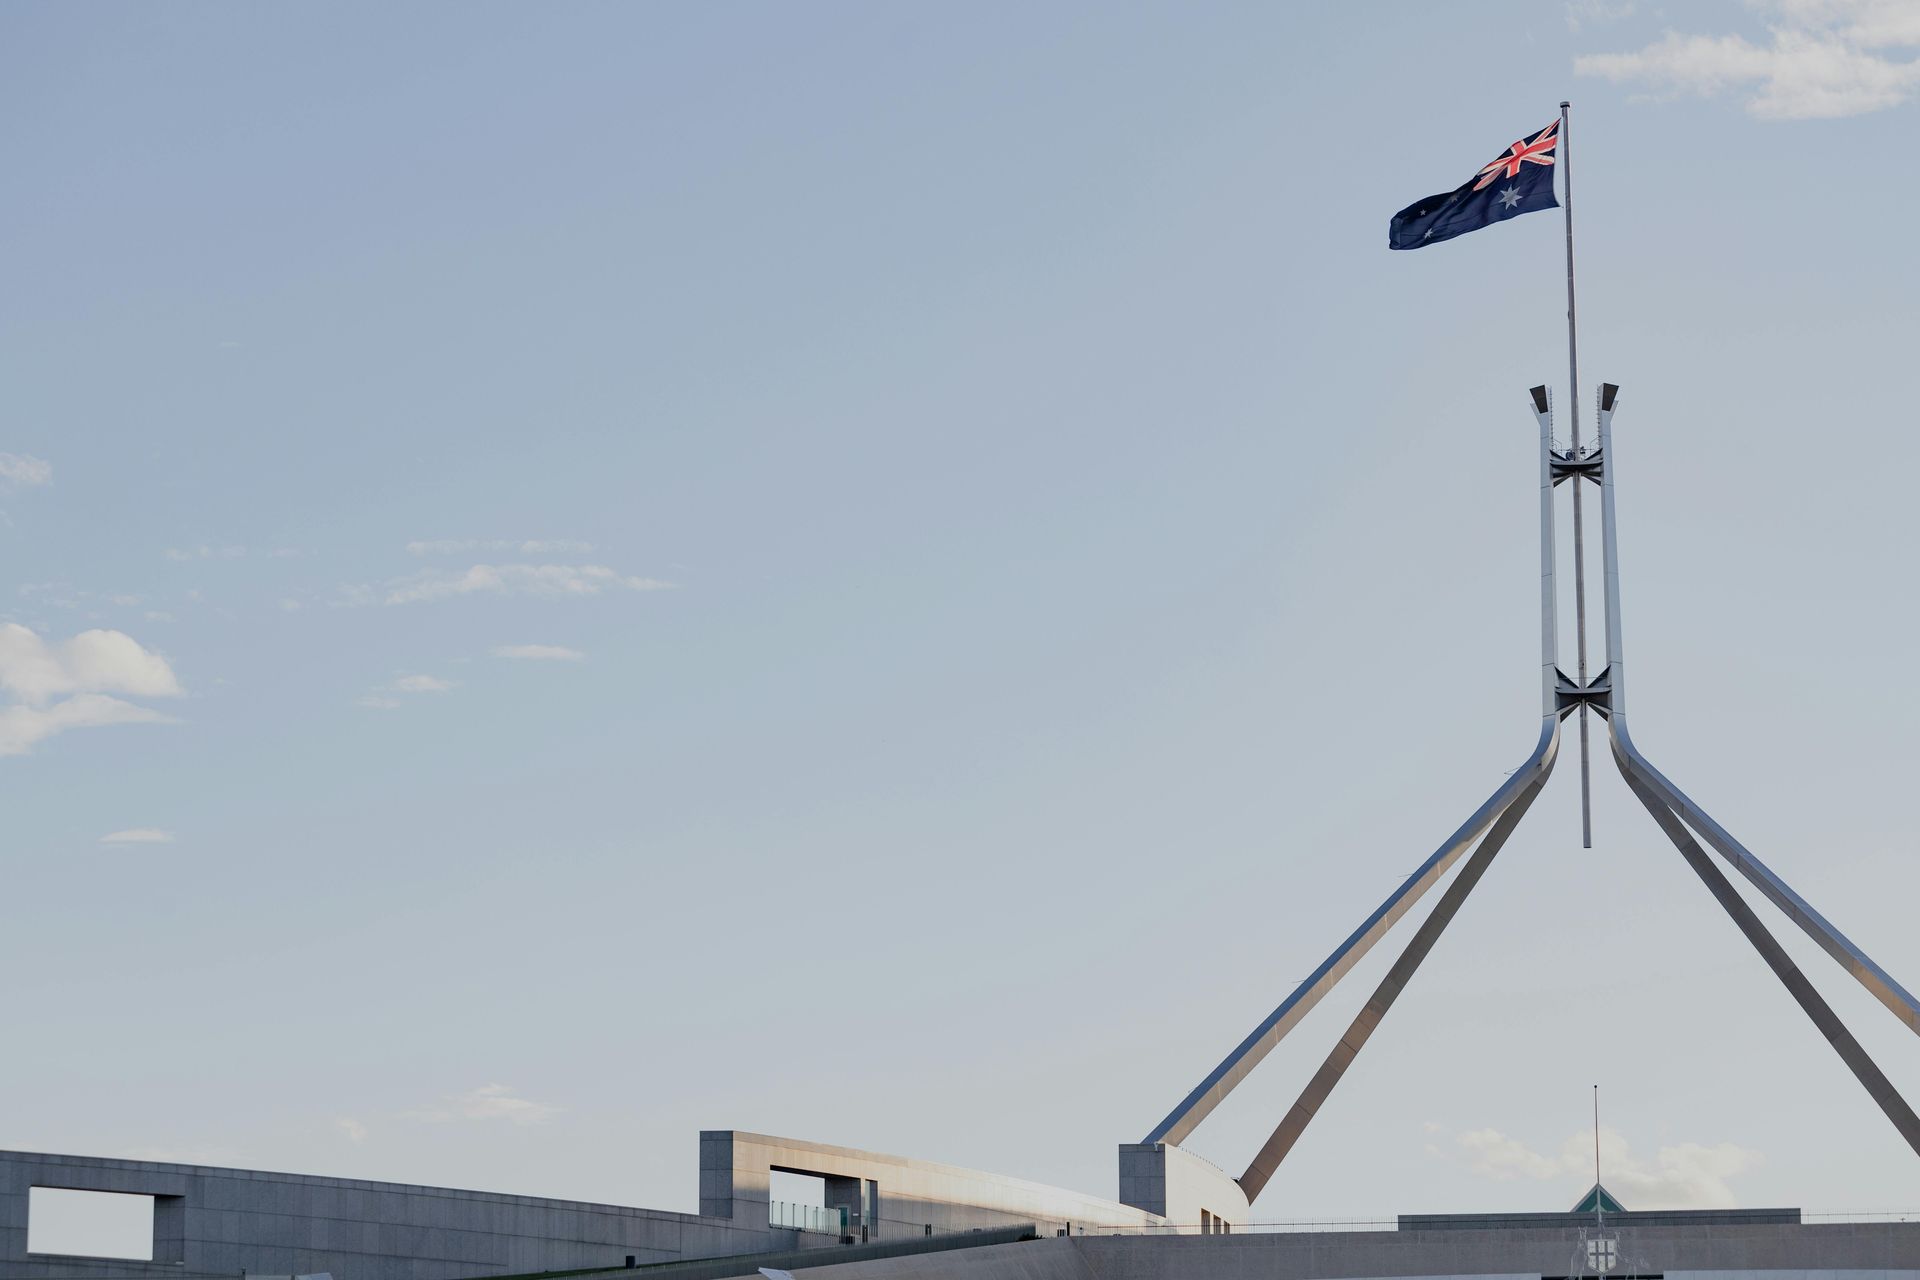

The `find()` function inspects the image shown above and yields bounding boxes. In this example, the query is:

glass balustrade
[768,1200,848,1235]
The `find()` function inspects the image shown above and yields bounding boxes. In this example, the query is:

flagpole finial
[1561,99,1571,108]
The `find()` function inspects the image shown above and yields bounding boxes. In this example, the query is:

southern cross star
[1497,185,1522,210]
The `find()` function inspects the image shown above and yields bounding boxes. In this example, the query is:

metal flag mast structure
[1559,99,1594,849]
[1139,103,1920,1207]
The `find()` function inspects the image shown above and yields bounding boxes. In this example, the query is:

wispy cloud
[491,644,586,662]
[1457,1128,1563,1181]
[0,453,53,487]
[407,538,594,557]
[0,624,184,756]
[165,545,246,561]
[1,695,178,756]
[333,1118,369,1144]
[1577,0,1920,118]
[379,563,674,605]
[358,673,457,707]
[100,828,176,845]
[406,1083,560,1126]
[1565,0,1636,31]
[1440,1125,1761,1209]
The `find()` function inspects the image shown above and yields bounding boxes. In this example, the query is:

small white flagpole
[1593,1084,1603,1225]
[1561,99,1594,849]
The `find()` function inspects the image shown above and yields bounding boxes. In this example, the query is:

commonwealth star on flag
[1390,119,1560,249]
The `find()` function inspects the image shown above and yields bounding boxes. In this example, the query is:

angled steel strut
[1142,384,1568,1162]
[1588,385,1920,1039]
[1590,384,1920,1155]
[1144,381,1920,1203]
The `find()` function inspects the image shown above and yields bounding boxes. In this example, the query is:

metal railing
[768,1201,847,1235]
[1065,1218,1396,1236]
[1069,1209,1920,1235]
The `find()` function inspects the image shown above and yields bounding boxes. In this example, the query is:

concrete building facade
[9,1139,1917,1279]
[0,1133,1191,1280]
[792,1226,1920,1280]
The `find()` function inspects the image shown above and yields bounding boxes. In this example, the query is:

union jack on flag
[1389,119,1560,250]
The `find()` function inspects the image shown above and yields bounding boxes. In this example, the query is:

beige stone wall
[701,1133,1160,1241]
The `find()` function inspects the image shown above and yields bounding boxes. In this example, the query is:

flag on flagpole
[1390,119,1560,250]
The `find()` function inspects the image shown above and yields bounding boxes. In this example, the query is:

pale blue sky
[6,0,1920,1224]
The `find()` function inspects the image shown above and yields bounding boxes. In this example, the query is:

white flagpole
[1561,99,1594,849]
[1593,1083,1604,1231]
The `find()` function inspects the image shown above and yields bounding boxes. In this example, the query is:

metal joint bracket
[1555,665,1611,719]
[1550,449,1604,486]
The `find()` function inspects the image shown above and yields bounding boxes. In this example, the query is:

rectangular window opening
[28,1188,156,1260]
[768,1169,825,1207]
[768,1169,848,1235]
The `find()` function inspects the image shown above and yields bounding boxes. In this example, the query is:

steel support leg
[1143,386,1567,1152]
[1592,386,1920,1039]
[1611,726,1920,1038]
[1237,762,1555,1202]
[1615,747,1920,1156]
[1143,720,1560,1148]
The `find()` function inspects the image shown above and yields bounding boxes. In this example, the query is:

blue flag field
[1390,119,1560,250]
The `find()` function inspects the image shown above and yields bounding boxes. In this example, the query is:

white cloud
[1440,1125,1762,1209]
[406,1083,560,1126]
[1596,1137,1764,1208]
[1458,1127,1563,1181]
[0,693,177,756]
[0,623,184,705]
[99,828,176,845]
[491,644,586,662]
[1577,0,1920,118]
[1777,0,1920,46]
[0,625,183,756]
[381,563,674,605]
[407,538,594,556]
[0,453,52,487]
[357,695,403,710]
[164,545,246,561]
[333,1118,369,1144]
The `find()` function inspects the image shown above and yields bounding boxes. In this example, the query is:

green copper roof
[1571,1183,1626,1215]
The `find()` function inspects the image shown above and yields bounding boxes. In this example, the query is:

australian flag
[1390,119,1560,250]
